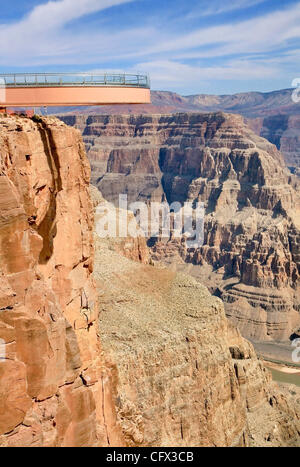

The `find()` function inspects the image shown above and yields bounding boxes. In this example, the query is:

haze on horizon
[0,0,300,95]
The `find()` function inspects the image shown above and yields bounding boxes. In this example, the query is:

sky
[0,0,300,95]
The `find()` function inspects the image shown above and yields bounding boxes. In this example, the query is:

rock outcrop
[0,115,123,447]
[61,113,300,341]
[92,196,300,447]
[58,89,300,173]
[248,115,300,171]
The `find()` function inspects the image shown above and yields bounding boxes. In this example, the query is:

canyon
[91,187,300,447]
[56,88,300,172]
[0,114,300,447]
[61,112,300,342]
[91,186,300,447]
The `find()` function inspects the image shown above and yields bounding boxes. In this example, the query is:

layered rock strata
[248,115,300,171]
[92,197,300,447]
[61,113,300,341]
[1,114,300,448]
[0,115,123,447]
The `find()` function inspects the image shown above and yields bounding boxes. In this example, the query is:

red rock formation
[58,89,300,172]
[0,115,123,447]
[61,113,300,341]
[1,114,299,448]
[92,217,300,447]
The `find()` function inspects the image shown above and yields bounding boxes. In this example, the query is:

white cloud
[187,0,266,18]
[135,58,278,86]
[141,2,300,58]
[132,57,294,94]
[1,0,132,31]
[0,0,135,62]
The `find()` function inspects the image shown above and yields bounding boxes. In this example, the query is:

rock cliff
[92,195,300,447]
[61,113,300,341]
[0,115,123,447]
[247,115,300,171]
[1,114,300,448]
[58,88,300,173]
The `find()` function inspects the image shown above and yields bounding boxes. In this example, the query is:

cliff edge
[0,115,123,447]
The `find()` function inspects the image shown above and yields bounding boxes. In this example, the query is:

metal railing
[0,72,150,89]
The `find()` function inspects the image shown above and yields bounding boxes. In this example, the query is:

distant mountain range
[52,88,300,118]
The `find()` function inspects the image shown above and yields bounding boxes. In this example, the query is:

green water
[269,368,300,387]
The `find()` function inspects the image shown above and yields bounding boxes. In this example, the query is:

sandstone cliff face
[0,115,123,447]
[247,115,300,171]
[61,113,300,341]
[92,201,300,447]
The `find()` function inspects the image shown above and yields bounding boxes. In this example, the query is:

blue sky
[0,0,300,94]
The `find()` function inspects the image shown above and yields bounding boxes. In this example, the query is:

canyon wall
[57,88,300,173]
[1,114,299,448]
[61,113,300,341]
[92,193,300,447]
[0,115,123,447]
[247,115,300,171]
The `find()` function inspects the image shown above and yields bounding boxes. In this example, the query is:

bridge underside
[2,86,150,107]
